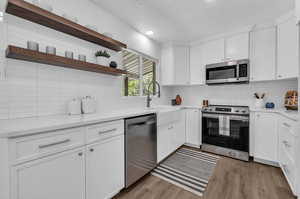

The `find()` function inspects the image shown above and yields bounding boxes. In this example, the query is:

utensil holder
[255,99,264,108]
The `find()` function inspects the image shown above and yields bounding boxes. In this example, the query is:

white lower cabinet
[12,148,85,199]
[253,112,278,163]
[8,120,125,199]
[278,116,298,195]
[86,135,124,199]
[157,110,186,163]
[185,109,201,147]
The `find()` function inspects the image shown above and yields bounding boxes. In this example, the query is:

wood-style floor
[114,147,296,199]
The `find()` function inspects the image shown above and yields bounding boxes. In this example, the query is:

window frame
[122,48,158,97]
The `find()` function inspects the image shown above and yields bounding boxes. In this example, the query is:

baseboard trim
[254,158,279,167]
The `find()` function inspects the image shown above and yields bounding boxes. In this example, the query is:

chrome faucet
[146,80,161,108]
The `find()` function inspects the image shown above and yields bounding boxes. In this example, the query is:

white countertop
[0,105,297,138]
[0,109,159,138]
[250,108,298,121]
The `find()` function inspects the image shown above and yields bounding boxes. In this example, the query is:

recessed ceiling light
[0,12,3,17]
[146,31,154,36]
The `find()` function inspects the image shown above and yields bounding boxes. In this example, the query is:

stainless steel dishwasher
[125,114,157,188]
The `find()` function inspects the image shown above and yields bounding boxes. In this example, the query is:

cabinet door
[185,109,200,146]
[86,135,124,199]
[174,45,190,85]
[225,32,249,60]
[12,149,85,199]
[176,110,186,147]
[250,27,276,81]
[254,113,278,162]
[201,38,225,65]
[277,16,299,79]
[161,46,174,85]
[157,123,171,162]
[190,45,205,85]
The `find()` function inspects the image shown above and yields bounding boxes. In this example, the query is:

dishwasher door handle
[130,120,156,127]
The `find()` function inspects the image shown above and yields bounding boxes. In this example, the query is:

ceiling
[92,0,294,43]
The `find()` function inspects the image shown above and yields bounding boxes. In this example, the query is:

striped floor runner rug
[152,148,219,196]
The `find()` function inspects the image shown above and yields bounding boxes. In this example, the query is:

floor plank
[114,147,296,199]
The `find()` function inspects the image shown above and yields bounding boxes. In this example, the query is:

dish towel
[219,115,230,136]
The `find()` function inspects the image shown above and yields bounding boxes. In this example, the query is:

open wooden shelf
[6,45,128,76]
[6,0,127,51]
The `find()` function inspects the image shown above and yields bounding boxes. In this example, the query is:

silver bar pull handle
[99,128,117,135]
[39,139,71,149]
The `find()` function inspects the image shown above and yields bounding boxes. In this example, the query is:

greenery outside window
[122,50,156,96]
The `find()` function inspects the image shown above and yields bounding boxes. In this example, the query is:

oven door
[202,113,249,152]
[206,63,238,84]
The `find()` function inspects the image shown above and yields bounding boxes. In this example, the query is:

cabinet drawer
[86,120,124,144]
[157,110,182,126]
[279,124,296,162]
[9,127,85,164]
[281,116,298,135]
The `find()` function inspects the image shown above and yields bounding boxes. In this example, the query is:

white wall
[0,0,172,119]
[171,79,298,109]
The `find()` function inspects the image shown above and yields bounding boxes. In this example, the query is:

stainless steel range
[201,105,250,161]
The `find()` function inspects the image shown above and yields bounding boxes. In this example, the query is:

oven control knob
[235,110,240,112]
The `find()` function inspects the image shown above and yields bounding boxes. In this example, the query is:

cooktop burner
[202,105,250,115]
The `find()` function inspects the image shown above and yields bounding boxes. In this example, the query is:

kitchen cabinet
[250,27,276,81]
[253,112,278,164]
[185,109,201,147]
[225,32,249,61]
[11,148,85,199]
[161,43,190,85]
[190,45,205,85]
[277,15,299,79]
[157,110,186,162]
[86,135,124,199]
[278,115,298,196]
[201,38,225,66]
[200,32,249,66]
[5,120,125,199]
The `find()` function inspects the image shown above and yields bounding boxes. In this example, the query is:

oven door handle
[202,113,249,122]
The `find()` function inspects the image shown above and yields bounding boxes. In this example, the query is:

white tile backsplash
[172,80,298,108]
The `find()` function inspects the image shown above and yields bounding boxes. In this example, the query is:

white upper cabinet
[161,45,174,85]
[174,45,190,85]
[225,32,249,61]
[277,14,299,79]
[190,45,205,85]
[250,27,276,81]
[200,32,249,66]
[161,43,190,85]
[201,38,225,65]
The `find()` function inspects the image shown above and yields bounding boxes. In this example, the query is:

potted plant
[95,50,111,66]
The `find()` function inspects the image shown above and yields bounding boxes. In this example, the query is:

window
[122,50,156,96]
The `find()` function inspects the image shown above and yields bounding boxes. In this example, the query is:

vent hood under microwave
[205,59,250,85]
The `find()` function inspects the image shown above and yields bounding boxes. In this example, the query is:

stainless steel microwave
[206,59,249,85]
